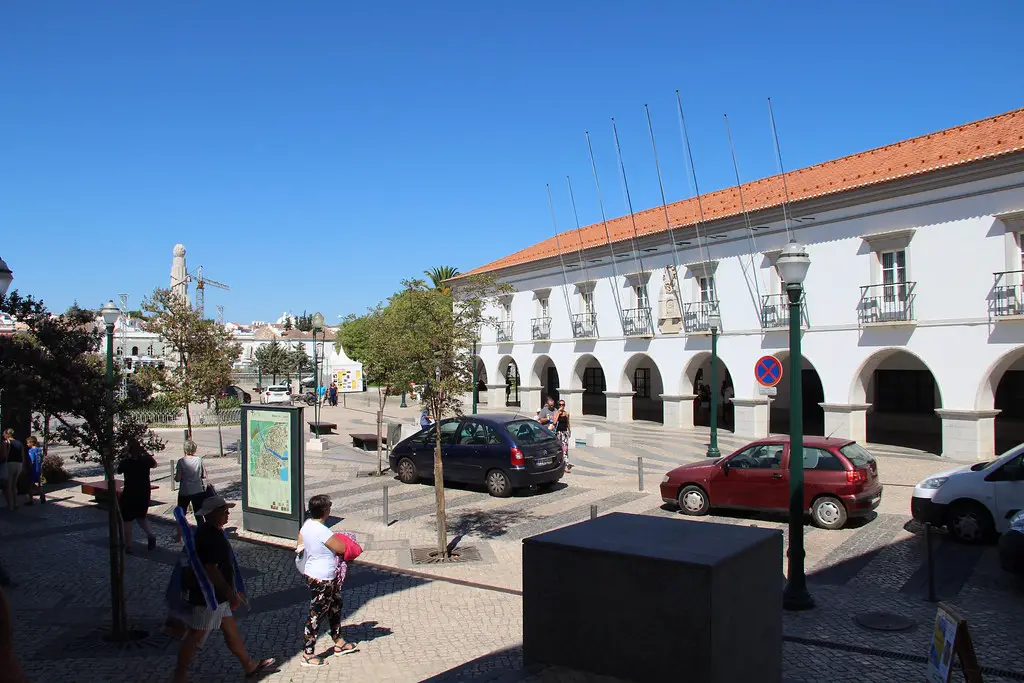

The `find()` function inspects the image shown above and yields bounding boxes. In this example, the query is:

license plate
[536,457,553,467]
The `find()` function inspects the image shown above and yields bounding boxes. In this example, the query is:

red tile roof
[462,107,1024,277]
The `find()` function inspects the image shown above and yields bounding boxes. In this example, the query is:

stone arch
[497,355,521,407]
[977,345,1024,454]
[682,352,735,432]
[621,353,665,423]
[851,348,942,453]
[530,355,561,404]
[767,351,826,437]
[572,353,607,417]
[473,356,489,406]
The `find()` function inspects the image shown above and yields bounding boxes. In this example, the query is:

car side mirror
[722,462,730,476]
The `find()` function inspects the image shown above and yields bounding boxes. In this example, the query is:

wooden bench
[350,433,386,451]
[81,480,158,502]
[308,421,338,435]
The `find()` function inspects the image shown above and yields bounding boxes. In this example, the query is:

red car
[660,437,882,530]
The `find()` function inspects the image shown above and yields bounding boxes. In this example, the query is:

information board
[240,405,305,539]
[926,602,983,683]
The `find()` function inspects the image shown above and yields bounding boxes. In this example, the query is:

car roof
[446,413,534,425]
[744,436,856,448]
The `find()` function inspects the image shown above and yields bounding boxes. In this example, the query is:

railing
[495,320,514,342]
[621,307,653,337]
[682,300,721,333]
[531,317,552,340]
[126,407,242,428]
[760,293,807,329]
[572,312,598,339]
[858,282,916,325]
[992,271,1024,317]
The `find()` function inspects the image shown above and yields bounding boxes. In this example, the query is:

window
[539,297,550,318]
[699,276,716,302]
[458,421,502,446]
[880,250,907,301]
[581,290,595,315]
[635,285,650,309]
[633,368,650,399]
[424,420,461,446]
[728,444,784,469]
[583,367,606,395]
[840,443,876,468]
[131,346,139,356]
[501,301,512,321]
[506,419,556,444]
[802,447,845,471]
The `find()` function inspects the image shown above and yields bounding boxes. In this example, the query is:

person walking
[117,441,158,552]
[295,494,356,667]
[171,495,276,682]
[24,436,44,505]
[328,382,338,407]
[175,440,208,543]
[420,409,434,430]
[553,400,572,473]
[1,430,24,512]
[537,396,557,432]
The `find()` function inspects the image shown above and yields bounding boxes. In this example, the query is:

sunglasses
[558,403,566,407]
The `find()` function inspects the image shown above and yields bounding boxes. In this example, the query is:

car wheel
[486,469,512,498]
[397,458,419,485]
[947,501,994,544]
[811,496,848,530]
[677,485,710,516]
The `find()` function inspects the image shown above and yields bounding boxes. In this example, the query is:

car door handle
[772,473,783,479]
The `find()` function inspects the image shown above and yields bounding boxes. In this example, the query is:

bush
[41,453,70,484]
[215,397,242,410]
[146,394,179,412]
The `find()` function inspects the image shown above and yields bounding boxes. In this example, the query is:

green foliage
[145,393,180,412]
[41,453,70,484]
[289,343,312,376]
[254,340,290,383]
[295,310,314,332]
[424,266,461,291]
[215,396,242,410]
[283,317,293,331]
[335,313,372,362]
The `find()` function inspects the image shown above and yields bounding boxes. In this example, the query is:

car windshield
[840,443,875,467]
[506,420,556,445]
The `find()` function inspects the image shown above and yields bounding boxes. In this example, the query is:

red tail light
[511,446,525,467]
[846,469,868,484]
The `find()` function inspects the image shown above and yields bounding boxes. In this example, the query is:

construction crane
[188,265,230,319]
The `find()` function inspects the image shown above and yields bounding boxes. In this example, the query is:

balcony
[531,317,552,340]
[992,271,1024,318]
[495,320,514,342]
[858,282,916,326]
[572,312,598,339]
[760,293,807,329]
[682,300,720,334]
[621,307,653,337]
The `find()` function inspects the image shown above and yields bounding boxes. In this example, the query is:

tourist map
[246,409,292,514]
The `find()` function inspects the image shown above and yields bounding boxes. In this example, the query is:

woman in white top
[296,494,355,666]
[174,440,207,542]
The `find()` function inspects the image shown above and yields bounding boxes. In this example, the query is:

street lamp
[705,311,722,459]
[0,257,12,297]
[311,311,325,439]
[777,239,814,612]
[471,339,478,415]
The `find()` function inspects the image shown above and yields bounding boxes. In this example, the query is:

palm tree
[425,266,461,291]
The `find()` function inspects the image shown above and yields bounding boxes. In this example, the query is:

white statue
[659,266,682,333]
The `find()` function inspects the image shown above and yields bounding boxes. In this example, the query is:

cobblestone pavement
[6,402,1022,681]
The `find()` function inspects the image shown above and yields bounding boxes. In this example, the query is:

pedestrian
[117,440,158,552]
[329,382,338,407]
[537,396,556,432]
[553,400,572,472]
[174,440,208,543]
[170,495,276,682]
[420,409,434,430]
[295,494,357,666]
[24,436,44,505]
[1,429,24,512]
[0,583,29,683]
[722,382,735,430]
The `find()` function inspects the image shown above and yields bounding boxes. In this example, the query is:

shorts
[5,462,22,482]
[177,492,207,517]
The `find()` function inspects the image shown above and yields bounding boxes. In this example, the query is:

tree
[283,316,293,331]
[143,288,241,436]
[0,291,165,639]
[254,340,289,385]
[295,310,313,332]
[388,276,507,556]
[289,343,312,381]
[335,313,373,364]
[424,266,461,292]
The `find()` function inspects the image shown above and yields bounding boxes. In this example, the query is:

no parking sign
[755,355,783,387]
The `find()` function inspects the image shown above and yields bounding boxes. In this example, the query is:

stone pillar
[731,398,771,439]
[558,388,585,416]
[519,385,543,415]
[486,384,507,410]
[171,243,189,303]
[660,394,697,429]
[604,391,636,423]
[819,403,870,442]
[935,409,1000,461]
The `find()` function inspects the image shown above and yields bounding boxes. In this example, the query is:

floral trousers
[556,430,571,464]
[303,576,342,655]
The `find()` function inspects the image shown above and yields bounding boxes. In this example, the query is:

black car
[388,413,564,497]
[219,385,252,403]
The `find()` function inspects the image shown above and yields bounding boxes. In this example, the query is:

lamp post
[705,311,722,459]
[777,239,814,611]
[311,312,325,438]
[0,257,11,434]
[471,339,478,415]
[100,299,126,634]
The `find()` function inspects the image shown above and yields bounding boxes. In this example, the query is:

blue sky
[2,1,1022,323]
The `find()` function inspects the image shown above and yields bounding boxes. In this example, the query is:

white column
[604,391,635,423]
[731,398,770,439]
[935,409,1000,461]
[558,388,585,416]
[819,403,870,442]
[486,384,507,409]
[519,385,543,415]
[661,394,697,428]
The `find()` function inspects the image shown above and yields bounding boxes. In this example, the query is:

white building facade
[466,108,1024,460]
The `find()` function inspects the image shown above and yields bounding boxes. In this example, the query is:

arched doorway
[497,356,520,408]
[474,357,489,407]
[131,346,139,356]
[622,354,665,423]
[978,346,1024,454]
[573,354,607,417]
[852,349,942,453]
[684,353,735,432]
[768,352,826,436]
[531,355,560,405]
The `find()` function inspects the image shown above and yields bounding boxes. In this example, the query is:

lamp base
[306,437,325,453]
[706,447,721,458]
[782,582,815,611]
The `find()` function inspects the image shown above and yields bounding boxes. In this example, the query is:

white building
[463,107,1024,460]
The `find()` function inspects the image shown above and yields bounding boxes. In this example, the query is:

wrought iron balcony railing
[495,320,514,342]
[682,300,721,334]
[621,307,653,337]
[531,317,552,340]
[858,282,916,325]
[992,271,1024,318]
[760,293,808,329]
[572,312,598,339]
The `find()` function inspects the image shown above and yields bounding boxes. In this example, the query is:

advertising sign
[334,366,362,393]
[241,405,305,539]
[925,603,983,683]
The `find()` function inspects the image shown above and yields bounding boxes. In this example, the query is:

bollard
[637,456,644,492]
[590,504,597,520]
[925,522,937,602]
[170,462,177,491]
[383,486,389,527]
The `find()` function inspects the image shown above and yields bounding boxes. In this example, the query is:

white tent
[326,345,364,393]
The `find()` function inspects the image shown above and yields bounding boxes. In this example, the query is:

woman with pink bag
[294,494,362,667]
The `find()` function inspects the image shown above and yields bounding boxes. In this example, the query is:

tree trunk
[216,405,224,458]
[184,404,193,438]
[433,416,447,556]
[376,409,384,477]
[104,458,128,638]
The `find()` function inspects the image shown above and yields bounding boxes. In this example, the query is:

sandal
[246,658,278,676]
[333,642,357,654]
[300,655,325,668]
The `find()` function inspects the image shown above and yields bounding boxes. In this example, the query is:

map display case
[240,404,305,539]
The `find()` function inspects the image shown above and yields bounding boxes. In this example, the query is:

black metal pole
[925,522,937,602]
[783,283,813,611]
[313,331,320,437]
[706,325,720,458]
[472,340,478,415]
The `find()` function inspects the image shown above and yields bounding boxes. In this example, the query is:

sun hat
[197,495,236,518]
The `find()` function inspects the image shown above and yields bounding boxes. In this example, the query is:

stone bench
[307,420,337,434]
[573,426,610,448]
[81,480,158,502]
[350,433,386,451]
